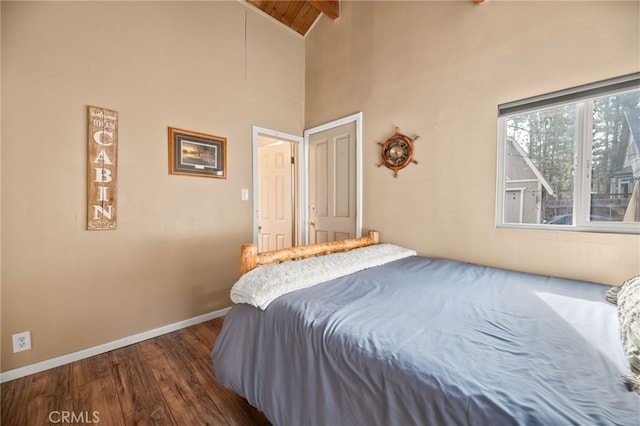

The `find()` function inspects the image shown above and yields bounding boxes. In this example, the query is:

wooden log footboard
[240,230,380,275]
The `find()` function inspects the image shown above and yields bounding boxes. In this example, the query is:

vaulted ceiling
[247,1,485,36]
[246,0,340,36]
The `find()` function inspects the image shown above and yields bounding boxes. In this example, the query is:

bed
[211,231,640,426]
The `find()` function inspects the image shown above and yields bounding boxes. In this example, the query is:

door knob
[309,221,316,227]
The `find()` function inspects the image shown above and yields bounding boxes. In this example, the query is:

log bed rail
[240,230,380,275]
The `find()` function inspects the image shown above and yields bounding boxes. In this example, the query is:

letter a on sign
[87,106,118,230]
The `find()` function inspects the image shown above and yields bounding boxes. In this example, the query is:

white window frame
[496,73,640,235]
[618,178,631,195]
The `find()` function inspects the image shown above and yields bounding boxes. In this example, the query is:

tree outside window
[497,75,639,234]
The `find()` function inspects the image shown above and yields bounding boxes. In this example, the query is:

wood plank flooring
[1,317,271,425]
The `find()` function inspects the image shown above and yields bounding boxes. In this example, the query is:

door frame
[303,112,363,244]
[252,126,304,246]
[252,112,362,246]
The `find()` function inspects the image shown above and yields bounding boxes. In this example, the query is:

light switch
[241,188,249,201]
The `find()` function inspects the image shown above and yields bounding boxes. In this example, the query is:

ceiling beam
[308,0,339,20]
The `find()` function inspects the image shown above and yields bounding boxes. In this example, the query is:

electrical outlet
[12,331,31,353]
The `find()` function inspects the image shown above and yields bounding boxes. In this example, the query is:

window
[496,74,640,234]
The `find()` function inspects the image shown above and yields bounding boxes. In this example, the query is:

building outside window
[496,74,640,234]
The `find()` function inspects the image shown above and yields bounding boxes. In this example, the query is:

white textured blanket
[230,243,417,310]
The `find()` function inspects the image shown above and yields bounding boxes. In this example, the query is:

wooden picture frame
[168,127,227,178]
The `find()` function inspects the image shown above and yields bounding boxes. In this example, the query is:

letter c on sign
[48,411,61,423]
[93,130,113,146]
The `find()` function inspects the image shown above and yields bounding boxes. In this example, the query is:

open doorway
[252,127,303,252]
[252,113,362,250]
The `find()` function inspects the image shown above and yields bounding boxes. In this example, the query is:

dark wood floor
[1,317,271,425]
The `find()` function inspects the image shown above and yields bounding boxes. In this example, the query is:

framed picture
[168,127,227,179]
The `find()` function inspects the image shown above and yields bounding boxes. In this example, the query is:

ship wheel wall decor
[377,127,419,178]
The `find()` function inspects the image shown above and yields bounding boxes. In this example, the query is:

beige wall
[3,0,639,375]
[1,1,304,371]
[306,1,640,285]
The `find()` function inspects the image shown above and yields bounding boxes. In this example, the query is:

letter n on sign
[87,106,118,230]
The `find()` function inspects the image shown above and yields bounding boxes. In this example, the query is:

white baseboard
[0,306,232,383]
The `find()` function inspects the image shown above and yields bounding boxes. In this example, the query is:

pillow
[230,243,417,310]
[616,275,640,393]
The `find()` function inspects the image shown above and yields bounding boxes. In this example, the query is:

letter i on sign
[87,105,118,230]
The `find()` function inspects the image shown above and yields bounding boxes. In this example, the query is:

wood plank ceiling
[247,1,485,36]
[247,0,340,36]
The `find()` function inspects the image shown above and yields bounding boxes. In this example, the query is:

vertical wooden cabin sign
[87,106,118,230]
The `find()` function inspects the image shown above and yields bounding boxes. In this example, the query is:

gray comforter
[211,256,640,426]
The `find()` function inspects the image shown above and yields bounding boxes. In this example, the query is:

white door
[258,137,294,252]
[252,127,302,250]
[252,114,361,248]
[504,188,524,224]
[308,121,357,243]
